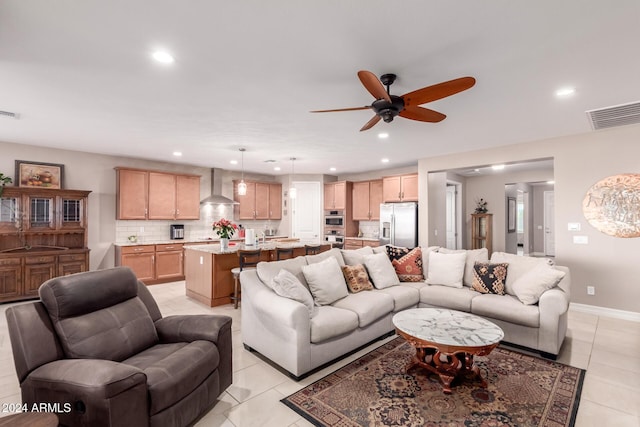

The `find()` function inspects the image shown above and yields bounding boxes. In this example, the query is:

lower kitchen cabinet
[116,243,184,284]
[344,238,380,250]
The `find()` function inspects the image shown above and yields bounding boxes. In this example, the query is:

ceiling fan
[311,70,476,131]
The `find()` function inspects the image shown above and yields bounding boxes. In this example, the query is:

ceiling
[1,1,639,176]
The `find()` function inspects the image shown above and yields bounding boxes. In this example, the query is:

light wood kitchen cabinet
[352,180,383,220]
[344,238,380,250]
[155,243,184,281]
[116,167,201,220]
[234,180,282,220]
[0,187,91,303]
[118,245,156,282]
[382,173,419,202]
[324,181,349,210]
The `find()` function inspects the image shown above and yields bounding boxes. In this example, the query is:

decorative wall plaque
[582,173,640,238]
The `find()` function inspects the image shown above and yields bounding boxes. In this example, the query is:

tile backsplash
[115,204,281,244]
[358,221,380,239]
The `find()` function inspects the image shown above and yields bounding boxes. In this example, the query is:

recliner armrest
[26,359,146,398]
[155,315,232,344]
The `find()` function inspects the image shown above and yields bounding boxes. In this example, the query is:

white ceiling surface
[1,1,639,175]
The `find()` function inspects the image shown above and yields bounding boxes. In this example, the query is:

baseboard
[570,302,640,322]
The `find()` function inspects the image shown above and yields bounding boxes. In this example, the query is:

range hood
[200,168,239,205]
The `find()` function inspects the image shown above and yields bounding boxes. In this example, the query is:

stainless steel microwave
[324,215,344,226]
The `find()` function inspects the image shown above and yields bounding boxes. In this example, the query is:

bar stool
[304,244,322,255]
[230,249,262,309]
[275,246,294,260]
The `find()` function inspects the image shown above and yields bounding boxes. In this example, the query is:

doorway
[445,181,462,249]
[544,190,555,256]
[291,181,321,243]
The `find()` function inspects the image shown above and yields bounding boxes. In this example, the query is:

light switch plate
[573,235,588,244]
[568,223,581,231]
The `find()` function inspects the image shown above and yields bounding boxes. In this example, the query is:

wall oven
[324,235,344,248]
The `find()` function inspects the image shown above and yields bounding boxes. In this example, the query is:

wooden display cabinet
[0,187,91,303]
[471,213,493,254]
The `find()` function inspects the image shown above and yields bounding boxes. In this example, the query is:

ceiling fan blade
[360,115,381,131]
[402,77,476,107]
[399,106,446,122]
[358,70,392,103]
[310,106,371,113]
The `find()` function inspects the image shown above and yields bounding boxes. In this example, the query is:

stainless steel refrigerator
[379,202,418,247]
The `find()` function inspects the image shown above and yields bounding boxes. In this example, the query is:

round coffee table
[393,308,504,394]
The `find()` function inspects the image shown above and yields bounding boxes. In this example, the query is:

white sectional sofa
[240,246,570,379]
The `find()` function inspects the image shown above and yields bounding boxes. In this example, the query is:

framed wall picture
[507,197,516,233]
[15,160,65,189]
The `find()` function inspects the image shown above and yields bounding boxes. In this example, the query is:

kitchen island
[184,242,330,307]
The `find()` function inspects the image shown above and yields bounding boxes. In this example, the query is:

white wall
[419,123,640,313]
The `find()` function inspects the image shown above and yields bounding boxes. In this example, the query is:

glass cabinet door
[26,196,55,230]
[59,197,85,229]
[0,197,19,231]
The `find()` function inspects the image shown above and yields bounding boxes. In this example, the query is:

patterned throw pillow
[391,247,424,282]
[341,264,373,293]
[472,262,508,295]
[386,245,410,261]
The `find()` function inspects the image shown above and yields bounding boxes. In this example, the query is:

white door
[544,191,555,256]
[292,181,321,243]
[445,184,457,249]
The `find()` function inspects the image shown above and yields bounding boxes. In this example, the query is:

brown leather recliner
[5,267,232,427]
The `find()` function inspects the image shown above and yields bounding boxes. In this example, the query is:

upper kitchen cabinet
[116,168,201,220]
[324,181,350,210]
[234,180,282,220]
[382,173,418,203]
[352,180,383,221]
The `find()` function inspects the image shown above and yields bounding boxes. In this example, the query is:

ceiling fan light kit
[311,70,476,131]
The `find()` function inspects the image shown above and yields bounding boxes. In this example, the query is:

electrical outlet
[587,286,595,295]
[139,226,145,233]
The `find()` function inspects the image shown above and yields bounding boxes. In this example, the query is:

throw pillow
[341,246,374,266]
[363,252,399,289]
[425,251,467,288]
[271,269,316,317]
[511,263,566,305]
[439,247,489,287]
[386,245,410,261]
[341,264,373,293]
[301,256,348,305]
[391,247,424,282]
[490,252,555,295]
[472,262,508,295]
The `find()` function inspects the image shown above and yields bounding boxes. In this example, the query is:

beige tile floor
[1,281,639,426]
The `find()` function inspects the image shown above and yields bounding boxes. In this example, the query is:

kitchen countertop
[344,236,380,241]
[115,235,289,247]
[184,241,312,255]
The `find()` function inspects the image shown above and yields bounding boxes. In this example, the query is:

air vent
[586,101,640,130]
[0,110,19,119]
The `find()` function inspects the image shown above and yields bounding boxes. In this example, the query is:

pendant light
[289,157,297,199]
[237,148,247,196]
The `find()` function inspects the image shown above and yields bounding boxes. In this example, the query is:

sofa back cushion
[305,247,345,267]
[490,252,555,295]
[341,246,374,266]
[39,267,158,361]
[257,256,309,289]
[425,251,467,288]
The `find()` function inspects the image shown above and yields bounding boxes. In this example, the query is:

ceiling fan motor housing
[372,95,405,122]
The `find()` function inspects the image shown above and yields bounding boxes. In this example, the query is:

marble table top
[392,308,504,348]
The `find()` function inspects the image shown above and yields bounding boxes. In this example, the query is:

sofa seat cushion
[419,285,479,312]
[375,285,420,312]
[310,306,359,343]
[471,294,539,328]
[122,341,219,415]
[332,292,394,327]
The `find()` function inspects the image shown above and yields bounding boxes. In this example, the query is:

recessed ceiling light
[555,87,575,98]
[172,151,182,157]
[230,160,238,165]
[492,164,505,170]
[329,167,337,172]
[378,132,389,139]
[152,51,174,64]
[274,166,281,171]
[381,158,390,163]
[474,168,480,172]
[547,180,555,184]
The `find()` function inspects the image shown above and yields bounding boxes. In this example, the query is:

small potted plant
[213,218,237,250]
[0,173,13,198]
[474,198,488,214]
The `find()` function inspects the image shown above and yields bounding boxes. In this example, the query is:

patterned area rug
[282,337,585,426]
